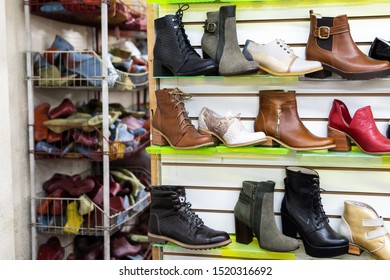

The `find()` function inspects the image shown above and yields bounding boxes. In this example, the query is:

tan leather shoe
[305,10,390,80]
[152,88,214,149]
[254,90,335,150]
[340,200,390,260]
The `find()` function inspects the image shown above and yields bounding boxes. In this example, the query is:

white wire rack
[32,167,151,236]
[30,50,149,89]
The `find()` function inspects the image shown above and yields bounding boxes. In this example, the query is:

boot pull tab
[310,10,322,19]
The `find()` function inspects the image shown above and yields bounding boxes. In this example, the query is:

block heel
[151,129,169,146]
[348,243,363,256]
[327,126,351,152]
[153,59,174,76]
[281,213,298,238]
[234,216,253,245]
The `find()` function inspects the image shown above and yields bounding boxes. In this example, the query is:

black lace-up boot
[146,186,231,249]
[153,5,218,76]
[281,166,349,258]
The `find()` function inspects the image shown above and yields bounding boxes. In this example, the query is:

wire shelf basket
[28,0,146,31]
[29,50,148,90]
[32,167,151,236]
[32,123,150,161]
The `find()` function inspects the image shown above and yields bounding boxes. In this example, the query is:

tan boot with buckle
[339,200,390,260]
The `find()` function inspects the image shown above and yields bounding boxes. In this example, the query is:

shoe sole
[262,136,336,151]
[281,213,349,258]
[314,63,390,80]
[198,128,268,147]
[259,65,324,76]
[148,232,232,250]
[152,128,215,149]
[328,126,390,154]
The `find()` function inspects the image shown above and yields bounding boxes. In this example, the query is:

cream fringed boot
[339,200,390,260]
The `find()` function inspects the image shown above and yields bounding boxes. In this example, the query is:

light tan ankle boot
[339,200,390,260]
[152,88,214,149]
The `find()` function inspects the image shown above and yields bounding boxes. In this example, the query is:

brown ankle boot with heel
[305,10,390,80]
[254,90,335,151]
[152,88,214,149]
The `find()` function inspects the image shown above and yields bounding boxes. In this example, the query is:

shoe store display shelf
[146,145,290,156]
[297,146,390,169]
[32,166,151,237]
[29,0,146,31]
[32,191,150,236]
[32,124,150,161]
[31,50,148,91]
[155,237,374,260]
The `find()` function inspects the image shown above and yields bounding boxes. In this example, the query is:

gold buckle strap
[313,23,350,39]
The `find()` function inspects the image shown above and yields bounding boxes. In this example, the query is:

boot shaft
[256,90,297,136]
[148,185,186,219]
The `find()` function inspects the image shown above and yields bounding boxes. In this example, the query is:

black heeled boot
[153,4,218,76]
[146,185,231,249]
[281,166,349,258]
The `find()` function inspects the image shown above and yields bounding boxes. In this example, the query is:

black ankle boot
[281,166,349,258]
[146,185,231,249]
[153,5,218,76]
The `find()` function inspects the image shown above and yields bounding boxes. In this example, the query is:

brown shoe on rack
[254,90,335,150]
[305,10,390,80]
[152,88,214,149]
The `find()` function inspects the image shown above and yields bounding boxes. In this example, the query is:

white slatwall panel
[151,2,390,260]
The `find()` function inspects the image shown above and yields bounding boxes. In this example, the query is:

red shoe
[328,99,390,154]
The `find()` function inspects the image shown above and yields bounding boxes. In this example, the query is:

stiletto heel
[328,127,351,152]
[234,216,253,244]
[151,129,169,146]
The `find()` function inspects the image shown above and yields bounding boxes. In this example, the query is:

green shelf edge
[146,145,290,155]
[153,235,296,260]
[297,146,390,158]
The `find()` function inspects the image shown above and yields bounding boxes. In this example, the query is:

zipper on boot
[276,108,281,138]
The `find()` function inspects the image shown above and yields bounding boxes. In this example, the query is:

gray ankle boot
[234,180,299,252]
[201,5,259,76]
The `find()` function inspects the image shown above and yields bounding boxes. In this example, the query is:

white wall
[0,0,29,259]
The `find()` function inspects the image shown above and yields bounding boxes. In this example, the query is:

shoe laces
[275,39,293,54]
[171,193,204,232]
[172,4,200,60]
[170,88,194,131]
[311,177,328,226]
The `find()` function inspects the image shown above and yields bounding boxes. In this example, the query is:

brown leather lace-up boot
[305,10,390,80]
[152,88,214,149]
[254,90,335,151]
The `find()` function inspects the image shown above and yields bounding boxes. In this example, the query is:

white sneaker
[243,39,323,76]
[198,107,267,147]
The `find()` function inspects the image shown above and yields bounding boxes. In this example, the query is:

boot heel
[304,68,332,79]
[348,243,363,256]
[281,213,298,238]
[328,127,351,152]
[259,137,280,147]
[235,216,253,244]
[153,59,174,76]
[151,129,169,146]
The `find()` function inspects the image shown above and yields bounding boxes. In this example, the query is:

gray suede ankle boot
[201,5,259,76]
[234,180,299,252]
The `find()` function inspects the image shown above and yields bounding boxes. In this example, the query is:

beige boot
[339,200,390,260]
